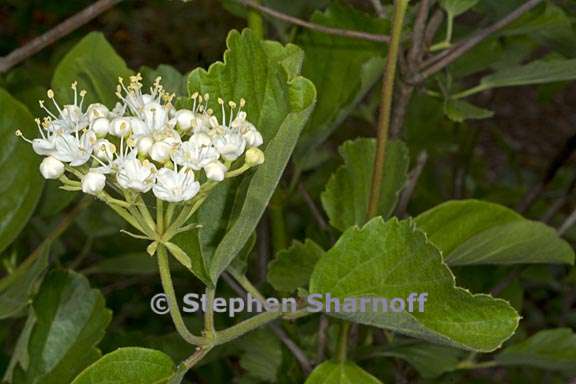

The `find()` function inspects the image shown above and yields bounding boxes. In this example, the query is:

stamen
[15,130,33,144]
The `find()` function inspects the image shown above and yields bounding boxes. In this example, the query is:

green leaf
[479,58,576,90]
[72,347,175,384]
[443,99,494,123]
[0,245,49,320]
[237,329,282,382]
[321,138,409,232]
[267,239,324,292]
[309,218,520,352]
[439,0,479,16]
[0,88,44,255]
[12,270,112,384]
[415,200,574,266]
[305,361,382,384]
[186,29,316,282]
[295,3,388,155]
[368,342,463,378]
[496,328,576,372]
[52,32,133,108]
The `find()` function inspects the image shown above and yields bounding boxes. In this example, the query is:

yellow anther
[47,89,55,98]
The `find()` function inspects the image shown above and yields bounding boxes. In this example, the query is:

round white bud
[137,136,154,155]
[204,161,227,182]
[87,103,110,121]
[111,117,132,137]
[245,147,265,166]
[175,109,195,131]
[150,141,172,163]
[39,156,65,179]
[90,117,110,138]
[81,172,106,195]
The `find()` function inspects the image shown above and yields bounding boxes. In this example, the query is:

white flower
[153,168,200,202]
[150,141,173,163]
[53,131,96,166]
[143,102,169,132]
[82,172,106,195]
[242,128,263,148]
[117,158,157,192]
[213,132,246,161]
[175,109,195,131]
[172,140,219,170]
[245,147,265,166]
[86,103,110,121]
[94,139,116,161]
[39,156,65,179]
[91,117,110,138]
[32,137,56,156]
[188,132,212,147]
[111,117,132,137]
[204,161,227,181]
[40,86,88,135]
[137,136,154,155]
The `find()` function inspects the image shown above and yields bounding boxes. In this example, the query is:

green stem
[336,321,351,362]
[453,84,489,99]
[229,269,267,303]
[247,0,265,39]
[157,198,164,235]
[157,245,207,346]
[366,0,410,219]
[214,310,282,346]
[456,360,499,370]
[204,286,216,338]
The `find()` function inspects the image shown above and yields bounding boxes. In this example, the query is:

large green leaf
[0,245,49,320]
[72,348,175,384]
[415,200,574,266]
[237,329,282,382]
[52,32,133,107]
[186,29,316,282]
[12,270,112,384]
[0,88,44,254]
[496,328,576,372]
[267,239,324,293]
[321,138,409,232]
[295,3,388,155]
[305,361,382,384]
[309,218,520,352]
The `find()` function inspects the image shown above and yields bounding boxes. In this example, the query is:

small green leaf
[0,245,49,320]
[480,58,576,89]
[237,329,282,382]
[439,0,479,17]
[0,88,44,255]
[295,3,388,154]
[72,347,175,384]
[305,361,382,384]
[496,328,576,372]
[12,270,111,384]
[267,239,324,292]
[415,200,574,266]
[321,138,409,232]
[443,99,494,123]
[164,242,192,270]
[52,32,133,108]
[186,29,316,282]
[309,218,520,352]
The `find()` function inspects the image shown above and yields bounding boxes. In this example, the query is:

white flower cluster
[17,75,264,204]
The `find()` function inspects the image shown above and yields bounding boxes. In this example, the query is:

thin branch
[269,324,313,375]
[316,315,329,363]
[367,0,410,218]
[396,151,428,217]
[558,207,576,236]
[423,9,445,51]
[236,0,391,43]
[411,0,544,83]
[369,0,386,18]
[0,0,122,73]
[408,0,433,69]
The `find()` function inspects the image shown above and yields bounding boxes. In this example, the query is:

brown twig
[236,0,391,43]
[411,0,544,83]
[396,151,428,218]
[369,0,386,18]
[423,9,445,51]
[316,315,329,363]
[0,0,122,73]
[269,323,313,375]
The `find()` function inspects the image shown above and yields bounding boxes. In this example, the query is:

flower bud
[245,147,264,166]
[87,103,110,121]
[143,102,168,131]
[39,156,65,179]
[94,139,116,161]
[81,172,106,195]
[91,117,110,138]
[243,129,263,148]
[111,117,132,137]
[204,161,227,182]
[150,141,172,163]
[137,136,154,155]
[175,109,195,131]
